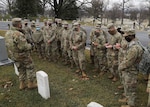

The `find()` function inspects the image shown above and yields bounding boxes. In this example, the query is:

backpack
[138,41,150,74]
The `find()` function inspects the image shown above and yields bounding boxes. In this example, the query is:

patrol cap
[32,20,35,24]
[57,19,62,23]
[73,22,79,26]
[96,21,102,25]
[43,19,47,22]
[12,18,22,26]
[123,29,135,37]
[63,21,68,25]
[107,23,115,29]
[48,19,52,23]
[12,18,21,23]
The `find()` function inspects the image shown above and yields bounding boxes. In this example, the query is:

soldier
[118,30,144,107]
[90,21,102,65]
[5,18,37,90]
[105,23,122,82]
[61,21,70,65]
[55,19,63,59]
[23,19,34,50]
[92,26,107,75]
[32,24,45,59]
[45,19,54,61]
[70,22,88,80]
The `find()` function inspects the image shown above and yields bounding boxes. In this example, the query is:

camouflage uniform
[44,19,54,60]
[55,19,63,59]
[92,28,106,74]
[23,20,33,49]
[119,30,144,107]
[61,21,70,65]
[70,22,88,78]
[32,26,45,58]
[5,18,36,90]
[106,24,122,81]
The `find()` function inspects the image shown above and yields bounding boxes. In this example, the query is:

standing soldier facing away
[5,18,37,90]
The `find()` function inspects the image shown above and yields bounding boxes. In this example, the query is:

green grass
[0,30,148,107]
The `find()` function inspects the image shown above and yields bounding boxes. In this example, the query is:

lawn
[0,30,148,107]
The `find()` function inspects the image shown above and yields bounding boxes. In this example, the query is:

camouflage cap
[107,23,115,29]
[73,22,79,26]
[57,19,62,23]
[43,19,47,22]
[124,29,135,37]
[63,21,68,25]
[32,20,35,24]
[12,18,22,23]
[48,19,52,23]
[96,21,102,25]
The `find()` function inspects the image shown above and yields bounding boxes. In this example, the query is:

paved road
[0,21,149,47]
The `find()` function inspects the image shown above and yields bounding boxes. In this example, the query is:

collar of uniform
[129,40,136,47]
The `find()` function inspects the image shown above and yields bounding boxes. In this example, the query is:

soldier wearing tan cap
[118,29,144,107]
[5,18,37,90]
[105,23,122,82]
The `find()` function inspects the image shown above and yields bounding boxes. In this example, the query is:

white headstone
[36,71,50,99]
[87,102,104,107]
[14,63,19,76]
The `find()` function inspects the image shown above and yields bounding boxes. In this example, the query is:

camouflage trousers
[45,43,52,59]
[147,92,150,107]
[94,53,106,72]
[107,54,118,77]
[15,56,36,82]
[122,71,138,106]
[35,42,45,58]
[72,49,85,71]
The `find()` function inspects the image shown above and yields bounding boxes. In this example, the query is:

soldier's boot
[118,97,128,103]
[118,85,124,89]
[122,93,126,97]
[75,69,81,73]
[108,74,114,79]
[19,81,27,90]
[81,71,89,80]
[92,68,98,72]
[27,81,37,89]
[70,61,74,69]
[121,105,135,107]
[112,76,118,82]
[99,71,105,76]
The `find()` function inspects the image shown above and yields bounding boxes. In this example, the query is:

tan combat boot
[99,71,105,76]
[118,97,128,103]
[81,71,89,80]
[118,85,124,89]
[108,74,114,79]
[112,76,118,82]
[27,81,37,89]
[19,81,27,90]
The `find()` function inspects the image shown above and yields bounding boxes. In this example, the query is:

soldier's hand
[106,45,112,49]
[104,43,109,46]
[146,88,150,93]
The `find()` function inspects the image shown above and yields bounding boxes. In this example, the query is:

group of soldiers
[4,17,150,107]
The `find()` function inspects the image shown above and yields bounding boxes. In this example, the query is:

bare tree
[47,0,90,18]
[0,0,14,15]
[145,0,150,26]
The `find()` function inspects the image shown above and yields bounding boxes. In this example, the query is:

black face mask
[125,36,132,42]
[94,32,100,36]
[74,28,78,31]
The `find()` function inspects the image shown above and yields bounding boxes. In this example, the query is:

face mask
[94,32,100,36]
[36,27,40,31]
[74,28,78,31]
[125,36,132,42]
[64,27,68,30]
